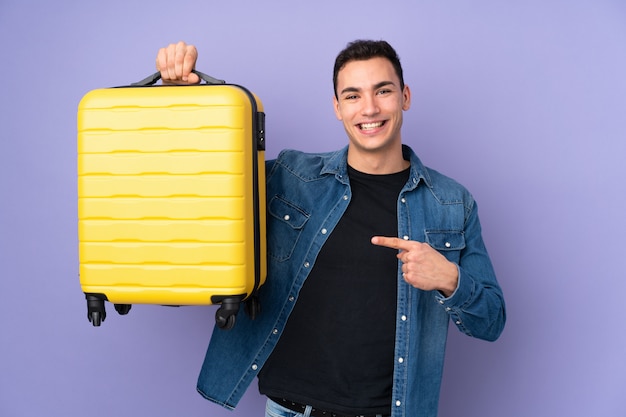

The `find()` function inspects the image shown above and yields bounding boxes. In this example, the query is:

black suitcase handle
[131,69,226,86]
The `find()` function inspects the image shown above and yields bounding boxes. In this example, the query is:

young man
[156,40,506,417]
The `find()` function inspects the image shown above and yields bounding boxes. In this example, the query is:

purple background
[1,1,625,416]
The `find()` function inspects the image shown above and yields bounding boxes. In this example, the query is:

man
[156,40,505,417]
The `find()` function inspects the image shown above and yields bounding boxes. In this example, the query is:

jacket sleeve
[434,201,506,342]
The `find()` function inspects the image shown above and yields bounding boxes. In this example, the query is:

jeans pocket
[265,398,300,417]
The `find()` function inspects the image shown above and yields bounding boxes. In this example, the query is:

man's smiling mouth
[359,121,385,131]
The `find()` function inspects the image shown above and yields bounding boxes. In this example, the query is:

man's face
[333,57,411,157]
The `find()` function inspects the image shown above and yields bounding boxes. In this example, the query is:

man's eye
[377,89,391,95]
[345,95,358,100]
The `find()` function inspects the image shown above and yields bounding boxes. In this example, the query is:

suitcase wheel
[86,294,107,327]
[245,295,261,320]
[215,298,241,330]
[215,312,236,330]
[114,304,132,315]
[89,311,104,326]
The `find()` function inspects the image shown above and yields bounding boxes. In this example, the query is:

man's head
[332,40,411,173]
[333,40,405,99]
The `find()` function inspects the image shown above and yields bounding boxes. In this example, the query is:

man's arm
[372,203,506,342]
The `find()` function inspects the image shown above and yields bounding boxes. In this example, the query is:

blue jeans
[265,398,388,417]
[265,398,310,417]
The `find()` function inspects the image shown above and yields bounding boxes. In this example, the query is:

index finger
[156,47,168,74]
[371,236,412,251]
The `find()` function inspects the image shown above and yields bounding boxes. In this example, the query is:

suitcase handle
[131,70,226,86]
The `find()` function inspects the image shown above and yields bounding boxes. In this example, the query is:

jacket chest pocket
[425,230,465,263]
[267,196,310,262]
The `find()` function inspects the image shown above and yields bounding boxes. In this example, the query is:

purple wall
[1,1,625,416]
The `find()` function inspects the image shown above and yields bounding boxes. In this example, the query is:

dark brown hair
[333,39,405,98]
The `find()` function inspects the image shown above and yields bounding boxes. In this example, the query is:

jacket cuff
[435,264,472,307]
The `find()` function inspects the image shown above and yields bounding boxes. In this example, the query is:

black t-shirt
[258,165,409,416]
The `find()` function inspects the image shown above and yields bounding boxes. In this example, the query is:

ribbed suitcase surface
[77,82,266,328]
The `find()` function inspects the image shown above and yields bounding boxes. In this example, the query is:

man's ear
[402,85,412,111]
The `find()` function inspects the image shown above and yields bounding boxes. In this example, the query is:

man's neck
[347,145,410,174]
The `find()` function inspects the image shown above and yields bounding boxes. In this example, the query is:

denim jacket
[197,145,506,417]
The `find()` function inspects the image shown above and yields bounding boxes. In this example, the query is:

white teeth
[360,122,383,130]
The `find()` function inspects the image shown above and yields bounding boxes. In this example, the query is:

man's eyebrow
[374,81,396,90]
[339,81,397,96]
[339,86,360,95]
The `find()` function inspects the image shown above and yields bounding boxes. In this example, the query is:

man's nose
[360,94,380,116]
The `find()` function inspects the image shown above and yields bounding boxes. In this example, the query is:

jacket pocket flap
[268,196,309,229]
[425,230,465,251]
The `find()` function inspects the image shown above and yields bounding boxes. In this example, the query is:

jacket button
[321,228,327,234]
[283,214,290,221]
[304,262,310,268]
[251,364,258,371]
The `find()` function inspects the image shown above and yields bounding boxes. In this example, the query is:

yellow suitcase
[77,71,266,329]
